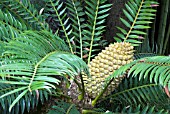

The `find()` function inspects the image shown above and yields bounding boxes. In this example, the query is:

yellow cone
[83,42,134,98]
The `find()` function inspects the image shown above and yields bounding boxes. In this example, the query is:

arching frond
[0,9,29,58]
[84,0,112,64]
[95,75,170,114]
[114,0,158,46]
[0,83,50,114]
[0,30,89,112]
[109,56,170,90]
[105,76,169,110]
[0,0,49,30]
[44,0,73,53]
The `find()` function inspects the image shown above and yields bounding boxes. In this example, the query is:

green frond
[0,23,19,41]
[0,83,50,114]
[0,30,89,112]
[84,0,112,64]
[113,105,169,114]
[0,43,5,56]
[47,100,80,114]
[105,76,169,110]
[95,75,170,114]
[0,10,28,32]
[0,24,18,54]
[43,0,73,53]
[114,0,158,46]
[0,10,26,56]
[0,0,49,30]
[0,10,28,41]
[42,0,110,62]
[66,0,85,59]
[84,105,169,114]
[110,56,170,90]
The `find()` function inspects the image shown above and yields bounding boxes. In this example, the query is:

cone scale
[83,42,134,98]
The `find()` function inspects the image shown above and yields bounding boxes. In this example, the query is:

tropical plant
[82,0,160,105]
[0,0,169,114]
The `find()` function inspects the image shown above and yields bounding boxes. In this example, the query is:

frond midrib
[28,50,59,92]
[70,0,83,59]
[49,0,73,54]
[102,83,157,101]
[124,0,144,42]
[87,0,100,64]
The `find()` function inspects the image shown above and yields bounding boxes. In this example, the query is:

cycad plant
[0,0,169,114]
[82,0,159,103]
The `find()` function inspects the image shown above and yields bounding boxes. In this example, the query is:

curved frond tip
[114,0,158,46]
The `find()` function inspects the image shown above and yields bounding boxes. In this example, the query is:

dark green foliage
[47,100,80,114]
[0,9,28,55]
[0,0,49,30]
[66,0,86,58]
[0,84,49,114]
[112,77,169,110]
[110,105,169,114]
[97,76,170,113]
[43,0,73,53]
[132,0,170,55]
[30,0,46,11]
[0,10,28,41]
[43,0,111,62]
[157,0,169,55]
